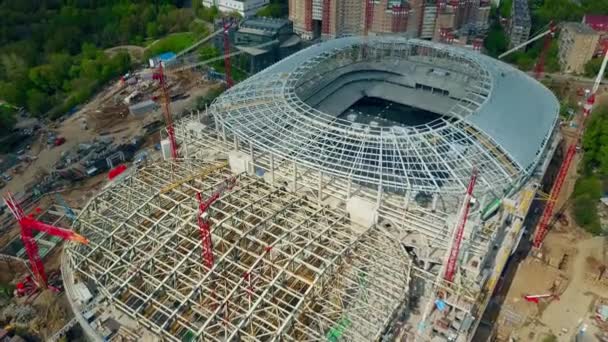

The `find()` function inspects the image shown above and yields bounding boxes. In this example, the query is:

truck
[54,136,66,146]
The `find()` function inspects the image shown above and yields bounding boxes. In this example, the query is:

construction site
[56,35,563,341]
[2,6,608,341]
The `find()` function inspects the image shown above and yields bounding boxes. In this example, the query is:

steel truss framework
[64,160,430,341]
[211,36,557,196]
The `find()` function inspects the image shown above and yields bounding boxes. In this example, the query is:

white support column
[318,171,323,201]
[250,144,255,174]
[270,154,275,185]
[293,162,298,192]
[347,177,352,198]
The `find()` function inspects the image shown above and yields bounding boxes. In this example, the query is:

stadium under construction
[62,36,559,341]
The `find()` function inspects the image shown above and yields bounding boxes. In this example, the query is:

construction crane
[3,192,88,291]
[417,168,479,334]
[196,177,236,269]
[153,63,178,160]
[532,45,608,248]
[222,18,234,88]
[498,21,557,79]
[444,168,479,282]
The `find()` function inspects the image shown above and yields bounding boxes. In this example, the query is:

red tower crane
[222,18,234,88]
[3,193,89,292]
[444,168,478,282]
[533,46,608,248]
[499,21,557,79]
[153,64,178,159]
[534,21,557,79]
[196,177,236,269]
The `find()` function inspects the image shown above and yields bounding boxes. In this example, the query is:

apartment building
[289,0,419,39]
[289,0,490,43]
[203,0,270,18]
[508,0,531,48]
[559,22,600,74]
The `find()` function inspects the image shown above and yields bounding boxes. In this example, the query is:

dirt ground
[500,235,608,341]
[490,89,608,342]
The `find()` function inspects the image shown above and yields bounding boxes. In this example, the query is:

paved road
[534,71,608,86]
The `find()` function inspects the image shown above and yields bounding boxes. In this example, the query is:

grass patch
[572,175,603,235]
[145,32,196,59]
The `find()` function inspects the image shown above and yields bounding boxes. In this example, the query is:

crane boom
[3,193,88,289]
[444,169,478,282]
[498,26,554,59]
[533,46,608,247]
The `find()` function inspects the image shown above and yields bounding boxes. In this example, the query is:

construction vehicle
[3,192,89,293]
[523,293,560,304]
[532,45,608,248]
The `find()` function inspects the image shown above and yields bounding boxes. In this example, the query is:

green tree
[584,57,607,78]
[26,88,50,116]
[484,23,509,57]
[499,0,512,18]
[0,106,16,135]
[0,81,27,107]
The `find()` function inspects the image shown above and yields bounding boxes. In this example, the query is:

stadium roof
[212,36,559,195]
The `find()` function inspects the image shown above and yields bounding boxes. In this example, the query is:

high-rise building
[289,0,416,39]
[508,0,531,48]
[289,0,490,43]
[559,22,599,74]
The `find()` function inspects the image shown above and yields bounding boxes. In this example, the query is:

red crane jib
[533,143,577,247]
[4,194,89,289]
[154,64,178,159]
[444,170,478,282]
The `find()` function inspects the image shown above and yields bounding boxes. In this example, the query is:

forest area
[0,0,212,136]
[484,0,608,75]
[573,105,608,235]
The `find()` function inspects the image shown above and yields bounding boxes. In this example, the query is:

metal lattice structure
[62,36,560,341]
[212,36,558,196]
[64,160,413,341]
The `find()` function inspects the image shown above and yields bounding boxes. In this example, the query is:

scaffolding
[64,160,414,341]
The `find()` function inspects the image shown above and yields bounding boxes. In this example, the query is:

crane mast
[534,21,556,79]
[418,168,478,335]
[533,46,608,247]
[154,64,178,159]
[223,18,234,88]
[3,193,88,289]
[444,169,478,282]
[196,178,236,269]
